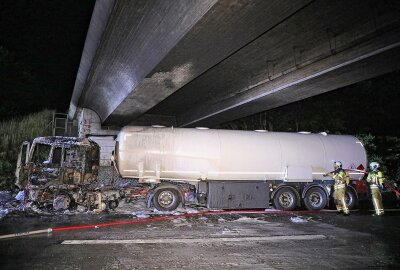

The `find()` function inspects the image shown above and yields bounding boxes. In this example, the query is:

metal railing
[51,112,77,137]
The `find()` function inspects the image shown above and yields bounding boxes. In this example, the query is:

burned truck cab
[57,138,100,186]
[15,137,101,210]
[16,136,100,187]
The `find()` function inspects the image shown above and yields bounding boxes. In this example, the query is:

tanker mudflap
[146,192,154,208]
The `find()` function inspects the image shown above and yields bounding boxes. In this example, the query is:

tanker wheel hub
[309,192,322,207]
[158,190,176,207]
[279,192,294,208]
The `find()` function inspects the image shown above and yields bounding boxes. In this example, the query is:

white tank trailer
[113,126,367,211]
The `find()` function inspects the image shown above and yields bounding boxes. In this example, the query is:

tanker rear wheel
[331,188,357,210]
[303,187,327,210]
[345,188,357,210]
[273,188,298,211]
[153,187,181,211]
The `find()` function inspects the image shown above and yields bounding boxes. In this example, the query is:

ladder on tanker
[51,112,76,136]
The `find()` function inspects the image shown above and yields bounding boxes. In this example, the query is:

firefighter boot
[335,204,343,214]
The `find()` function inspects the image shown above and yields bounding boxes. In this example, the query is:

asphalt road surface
[1,208,400,270]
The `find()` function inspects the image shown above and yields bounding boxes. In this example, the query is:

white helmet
[369,162,379,171]
[334,161,342,170]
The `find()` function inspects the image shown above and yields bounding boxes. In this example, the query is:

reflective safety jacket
[367,170,385,185]
[328,169,349,185]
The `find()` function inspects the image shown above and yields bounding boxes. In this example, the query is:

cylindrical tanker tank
[114,126,367,183]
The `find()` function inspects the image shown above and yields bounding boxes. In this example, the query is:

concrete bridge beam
[177,28,400,127]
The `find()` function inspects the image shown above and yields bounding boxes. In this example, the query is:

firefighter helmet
[334,161,342,170]
[369,162,380,171]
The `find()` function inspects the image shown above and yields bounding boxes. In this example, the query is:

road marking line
[61,234,326,245]
[367,209,400,212]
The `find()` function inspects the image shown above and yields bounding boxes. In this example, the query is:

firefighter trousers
[370,184,384,215]
[334,184,349,215]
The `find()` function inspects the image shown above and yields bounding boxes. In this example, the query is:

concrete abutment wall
[78,108,119,166]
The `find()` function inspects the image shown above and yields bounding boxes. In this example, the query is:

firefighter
[366,162,385,216]
[324,161,350,215]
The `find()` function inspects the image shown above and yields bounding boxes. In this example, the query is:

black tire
[108,200,119,210]
[345,188,357,210]
[303,187,327,210]
[153,187,181,211]
[330,188,357,210]
[273,187,298,211]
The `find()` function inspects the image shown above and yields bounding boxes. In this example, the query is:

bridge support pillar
[77,108,119,166]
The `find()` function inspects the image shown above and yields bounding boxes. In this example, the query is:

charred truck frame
[15,137,123,211]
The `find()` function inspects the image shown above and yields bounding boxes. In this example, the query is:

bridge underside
[69,0,400,128]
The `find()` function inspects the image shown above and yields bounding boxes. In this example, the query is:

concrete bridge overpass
[69,0,400,131]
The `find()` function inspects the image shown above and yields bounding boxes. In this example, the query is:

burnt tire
[153,187,181,211]
[273,187,298,211]
[108,200,119,210]
[303,187,327,210]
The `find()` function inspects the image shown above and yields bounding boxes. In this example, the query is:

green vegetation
[0,110,53,189]
[356,134,400,180]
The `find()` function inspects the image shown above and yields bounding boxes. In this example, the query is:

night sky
[0,0,95,119]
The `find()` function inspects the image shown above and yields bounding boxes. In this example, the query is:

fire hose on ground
[0,209,336,240]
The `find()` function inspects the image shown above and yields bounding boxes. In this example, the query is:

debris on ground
[0,208,10,219]
[15,191,25,202]
[0,188,207,220]
[290,216,308,223]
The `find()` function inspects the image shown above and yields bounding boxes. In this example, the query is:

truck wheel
[303,187,327,210]
[153,187,181,211]
[53,195,71,211]
[108,200,119,210]
[273,188,297,211]
[345,189,357,210]
[331,189,357,210]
